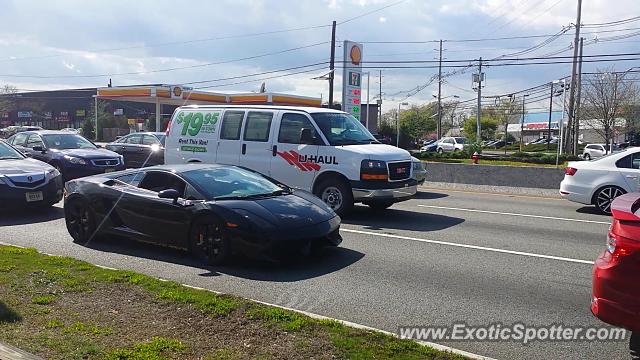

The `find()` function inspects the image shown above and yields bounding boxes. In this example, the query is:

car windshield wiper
[0,156,23,160]
[215,190,288,201]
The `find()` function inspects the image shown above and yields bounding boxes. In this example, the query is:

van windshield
[311,113,377,146]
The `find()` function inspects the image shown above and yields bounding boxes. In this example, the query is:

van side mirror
[300,128,319,145]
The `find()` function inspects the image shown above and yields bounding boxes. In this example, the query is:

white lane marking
[341,228,595,265]
[0,241,491,360]
[416,204,611,225]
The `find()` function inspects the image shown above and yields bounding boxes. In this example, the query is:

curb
[0,242,493,360]
[0,342,43,360]
[420,182,561,199]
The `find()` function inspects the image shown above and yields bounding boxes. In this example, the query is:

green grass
[105,337,186,360]
[32,295,56,305]
[0,245,467,359]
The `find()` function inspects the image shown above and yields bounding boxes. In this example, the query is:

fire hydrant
[472,151,480,164]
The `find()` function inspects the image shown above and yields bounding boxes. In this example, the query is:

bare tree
[0,85,18,114]
[581,68,639,152]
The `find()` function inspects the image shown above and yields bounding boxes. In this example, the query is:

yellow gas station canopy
[96,85,321,107]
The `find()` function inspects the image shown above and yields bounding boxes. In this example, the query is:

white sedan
[560,148,640,214]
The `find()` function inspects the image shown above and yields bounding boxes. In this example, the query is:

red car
[592,193,640,355]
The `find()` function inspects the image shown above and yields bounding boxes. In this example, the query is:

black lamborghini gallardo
[63,164,342,264]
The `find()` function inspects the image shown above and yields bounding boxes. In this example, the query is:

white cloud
[62,60,75,70]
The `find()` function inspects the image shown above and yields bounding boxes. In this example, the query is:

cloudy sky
[0,0,638,115]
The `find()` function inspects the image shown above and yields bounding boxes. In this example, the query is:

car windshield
[311,112,376,145]
[42,134,96,150]
[182,167,284,201]
[0,142,24,160]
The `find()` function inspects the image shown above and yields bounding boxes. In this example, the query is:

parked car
[560,147,640,214]
[6,130,125,180]
[164,105,417,215]
[583,143,619,160]
[60,128,80,134]
[421,140,440,152]
[0,140,63,209]
[411,156,426,185]
[436,137,466,153]
[105,132,166,168]
[422,139,436,146]
[63,164,342,264]
[591,193,640,355]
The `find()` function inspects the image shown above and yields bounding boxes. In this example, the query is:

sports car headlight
[63,155,87,165]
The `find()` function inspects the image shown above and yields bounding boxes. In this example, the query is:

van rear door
[215,110,245,166]
[238,110,275,176]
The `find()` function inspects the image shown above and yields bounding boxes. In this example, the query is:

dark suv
[7,130,125,180]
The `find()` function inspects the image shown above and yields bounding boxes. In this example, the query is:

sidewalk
[0,342,42,360]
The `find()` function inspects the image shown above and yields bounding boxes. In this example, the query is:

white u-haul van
[164,105,417,215]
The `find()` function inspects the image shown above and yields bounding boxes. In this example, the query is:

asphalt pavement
[0,187,628,360]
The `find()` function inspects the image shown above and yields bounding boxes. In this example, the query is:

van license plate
[25,191,43,202]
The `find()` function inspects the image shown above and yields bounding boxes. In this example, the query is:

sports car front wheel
[65,197,98,245]
[190,216,231,266]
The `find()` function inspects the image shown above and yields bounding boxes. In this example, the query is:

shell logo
[172,86,183,98]
[349,45,362,65]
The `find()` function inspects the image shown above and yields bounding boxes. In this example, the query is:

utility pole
[573,37,584,155]
[476,57,483,141]
[328,20,336,108]
[365,72,370,130]
[378,69,383,121]
[565,0,583,155]
[520,94,529,151]
[547,82,555,150]
[437,39,443,139]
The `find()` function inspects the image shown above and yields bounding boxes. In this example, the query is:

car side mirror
[158,189,180,204]
[32,146,45,153]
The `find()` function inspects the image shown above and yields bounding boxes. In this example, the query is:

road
[0,187,628,360]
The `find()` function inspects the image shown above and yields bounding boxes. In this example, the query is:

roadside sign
[341,40,363,122]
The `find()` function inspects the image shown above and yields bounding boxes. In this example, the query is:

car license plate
[105,168,116,173]
[25,191,43,202]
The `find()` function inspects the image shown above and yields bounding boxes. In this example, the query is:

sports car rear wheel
[65,197,97,244]
[190,216,230,266]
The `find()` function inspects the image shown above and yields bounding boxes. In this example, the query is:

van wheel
[583,153,591,160]
[631,332,639,360]
[314,178,353,216]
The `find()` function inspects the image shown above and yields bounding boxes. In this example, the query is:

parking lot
[0,186,625,360]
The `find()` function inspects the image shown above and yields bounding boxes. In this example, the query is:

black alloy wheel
[190,216,230,265]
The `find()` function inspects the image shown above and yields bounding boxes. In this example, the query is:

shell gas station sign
[341,40,363,122]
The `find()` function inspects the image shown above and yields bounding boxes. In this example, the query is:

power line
[582,15,640,28]
[182,61,329,85]
[194,65,328,89]
[0,42,329,79]
[0,25,332,63]
[337,0,407,25]
[359,26,640,44]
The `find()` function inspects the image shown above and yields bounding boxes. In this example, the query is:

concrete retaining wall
[423,162,565,189]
